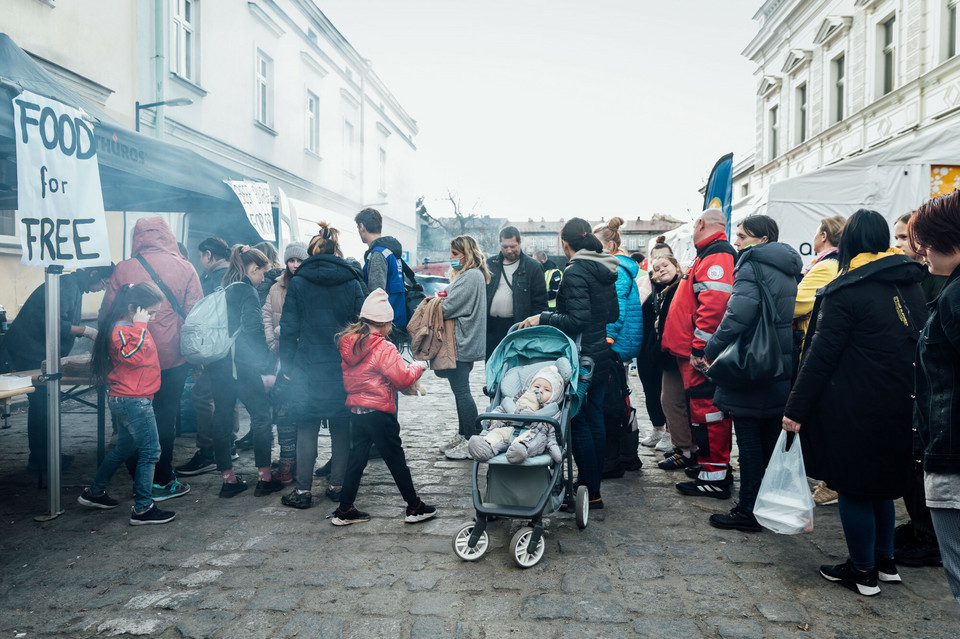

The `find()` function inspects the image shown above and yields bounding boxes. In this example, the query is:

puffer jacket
[223,277,272,374]
[262,275,288,355]
[606,253,643,361]
[539,250,619,375]
[104,217,203,370]
[279,254,365,419]
[915,264,960,474]
[704,242,802,418]
[340,332,423,414]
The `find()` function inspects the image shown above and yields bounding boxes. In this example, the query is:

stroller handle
[477,413,561,430]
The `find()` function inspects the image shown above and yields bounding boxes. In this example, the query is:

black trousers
[486,316,517,360]
[208,358,272,471]
[126,363,190,485]
[338,410,418,508]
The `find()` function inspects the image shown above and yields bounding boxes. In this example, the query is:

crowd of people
[5,195,960,604]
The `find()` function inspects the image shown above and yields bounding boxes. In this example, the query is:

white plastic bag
[753,430,815,535]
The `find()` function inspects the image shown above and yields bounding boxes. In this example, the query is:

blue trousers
[572,380,606,496]
[91,396,161,512]
[838,494,895,571]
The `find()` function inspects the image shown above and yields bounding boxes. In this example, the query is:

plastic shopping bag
[753,430,815,535]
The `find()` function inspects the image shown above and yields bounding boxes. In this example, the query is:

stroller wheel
[575,485,589,530]
[511,527,545,568]
[453,522,489,561]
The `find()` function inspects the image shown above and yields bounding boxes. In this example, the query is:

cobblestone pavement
[0,364,957,638]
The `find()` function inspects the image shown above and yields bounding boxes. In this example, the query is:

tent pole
[36,265,64,522]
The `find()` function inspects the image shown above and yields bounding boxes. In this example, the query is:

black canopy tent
[0,32,267,518]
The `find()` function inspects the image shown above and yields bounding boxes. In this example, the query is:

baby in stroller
[467,360,570,464]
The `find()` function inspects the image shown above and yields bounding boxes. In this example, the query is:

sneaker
[895,539,943,567]
[77,489,119,510]
[893,521,915,549]
[623,458,643,472]
[175,451,216,476]
[254,478,284,497]
[231,447,240,461]
[662,447,683,459]
[659,453,696,471]
[812,481,838,505]
[876,557,902,584]
[405,499,438,523]
[314,460,331,478]
[819,560,881,596]
[589,495,604,510]
[683,464,705,478]
[151,478,191,502]
[331,506,370,526]
[640,430,664,447]
[444,439,471,460]
[272,460,295,484]
[281,489,312,509]
[709,506,762,532]
[219,477,249,498]
[439,434,466,454]
[325,486,342,502]
[654,433,674,452]
[601,466,625,479]
[129,503,176,526]
[676,479,731,500]
[235,432,254,450]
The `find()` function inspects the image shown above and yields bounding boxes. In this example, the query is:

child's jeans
[91,396,161,512]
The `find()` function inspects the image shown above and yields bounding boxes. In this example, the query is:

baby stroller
[451,325,592,568]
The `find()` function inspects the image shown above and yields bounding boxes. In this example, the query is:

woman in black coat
[278,224,365,508]
[703,216,802,532]
[783,210,927,596]
[521,218,619,508]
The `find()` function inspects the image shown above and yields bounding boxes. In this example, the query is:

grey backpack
[180,283,241,365]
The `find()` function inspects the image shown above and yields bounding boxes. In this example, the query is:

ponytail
[560,217,603,253]
[308,221,342,257]
[222,244,269,286]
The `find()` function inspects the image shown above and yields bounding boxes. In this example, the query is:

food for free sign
[13,90,111,267]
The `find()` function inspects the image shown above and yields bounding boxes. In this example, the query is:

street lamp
[135,97,193,132]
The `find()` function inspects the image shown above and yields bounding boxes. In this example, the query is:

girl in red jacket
[330,288,436,526]
[78,282,177,525]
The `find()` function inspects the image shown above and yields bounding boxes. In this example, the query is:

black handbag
[707,260,785,389]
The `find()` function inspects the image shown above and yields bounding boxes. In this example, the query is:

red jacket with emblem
[106,321,162,399]
[339,332,423,414]
[662,231,736,359]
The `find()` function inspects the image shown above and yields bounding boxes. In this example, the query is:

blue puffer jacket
[607,254,643,360]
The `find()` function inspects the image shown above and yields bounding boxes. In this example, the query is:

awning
[0,32,252,215]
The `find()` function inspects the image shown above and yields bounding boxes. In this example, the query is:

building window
[342,119,356,175]
[832,54,845,124]
[948,1,959,59]
[741,183,751,198]
[255,49,273,127]
[795,84,807,144]
[306,90,319,154]
[0,210,15,237]
[629,238,637,250]
[170,0,198,82]
[769,105,779,160]
[378,147,387,194]
[880,16,896,96]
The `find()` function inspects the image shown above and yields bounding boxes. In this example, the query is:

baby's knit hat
[360,288,395,323]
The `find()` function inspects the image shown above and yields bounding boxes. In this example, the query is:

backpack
[401,261,426,322]
[602,353,636,434]
[179,283,242,365]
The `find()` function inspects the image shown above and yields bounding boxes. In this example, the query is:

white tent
[658,120,960,266]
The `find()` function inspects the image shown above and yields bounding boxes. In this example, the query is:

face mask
[450,259,463,271]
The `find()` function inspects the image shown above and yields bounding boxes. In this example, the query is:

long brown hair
[222,245,269,286]
[450,235,491,283]
[91,282,164,389]
[335,318,391,357]
[308,221,343,258]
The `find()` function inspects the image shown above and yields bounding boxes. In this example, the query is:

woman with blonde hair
[437,235,492,460]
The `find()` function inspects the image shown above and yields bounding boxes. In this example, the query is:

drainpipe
[154,0,165,138]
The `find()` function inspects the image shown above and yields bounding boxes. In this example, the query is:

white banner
[13,90,111,267]
[226,179,275,241]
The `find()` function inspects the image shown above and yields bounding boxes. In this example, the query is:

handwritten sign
[226,179,275,241]
[12,90,111,267]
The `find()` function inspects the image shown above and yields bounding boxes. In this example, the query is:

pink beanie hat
[360,288,395,323]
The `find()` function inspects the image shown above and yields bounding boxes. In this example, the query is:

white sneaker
[640,430,664,447]
[655,432,674,452]
[438,434,466,453]
[444,440,471,460]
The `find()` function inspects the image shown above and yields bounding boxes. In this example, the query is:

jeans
[338,410,418,508]
[837,494,895,571]
[209,359,272,471]
[91,396,161,512]
[125,363,189,485]
[572,380,606,496]
[437,361,478,438]
[295,418,349,492]
[930,507,960,604]
[732,416,781,513]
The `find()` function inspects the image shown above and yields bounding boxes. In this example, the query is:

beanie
[283,242,308,263]
[360,288,395,323]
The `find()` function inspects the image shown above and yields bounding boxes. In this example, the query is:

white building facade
[743,0,960,197]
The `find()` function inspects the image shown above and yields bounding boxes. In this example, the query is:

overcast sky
[321,0,762,223]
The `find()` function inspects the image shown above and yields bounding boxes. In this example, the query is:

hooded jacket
[704,242,803,417]
[539,249,619,373]
[339,332,423,414]
[785,253,927,499]
[606,253,644,361]
[104,218,203,370]
[262,274,289,355]
[199,259,229,296]
[279,253,365,418]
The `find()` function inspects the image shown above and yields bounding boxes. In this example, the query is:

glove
[82,326,98,340]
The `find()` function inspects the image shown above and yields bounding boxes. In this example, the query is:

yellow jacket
[793,258,839,334]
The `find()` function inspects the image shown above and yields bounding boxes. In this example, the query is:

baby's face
[530,378,553,403]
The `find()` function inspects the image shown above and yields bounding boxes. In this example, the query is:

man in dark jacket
[7,265,113,470]
[486,227,548,358]
[356,208,408,326]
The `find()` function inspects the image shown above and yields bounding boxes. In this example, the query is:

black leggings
[338,411,418,508]
[208,358,272,471]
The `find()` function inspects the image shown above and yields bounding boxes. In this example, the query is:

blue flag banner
[704,153,734,238]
